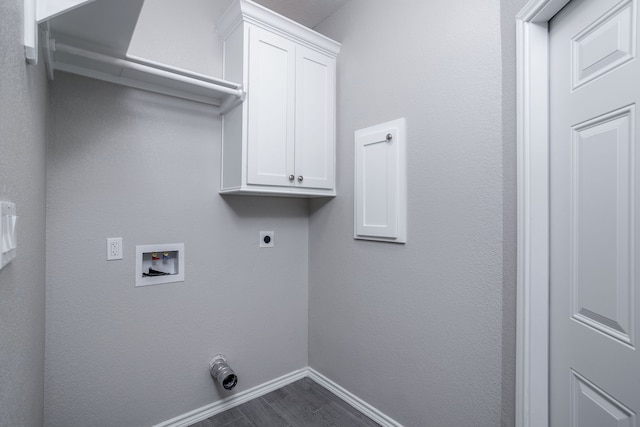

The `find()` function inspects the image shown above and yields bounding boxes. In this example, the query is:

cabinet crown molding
[216,0,341,58]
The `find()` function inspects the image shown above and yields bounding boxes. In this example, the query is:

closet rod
[53,41,245,98]
[126,53,238,89]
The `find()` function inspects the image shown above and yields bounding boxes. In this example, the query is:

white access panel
[0,201,17,270]
[354,118,406,243]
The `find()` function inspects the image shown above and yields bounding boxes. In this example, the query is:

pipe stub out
[209,354,238,391]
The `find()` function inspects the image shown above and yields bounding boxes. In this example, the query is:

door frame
[515,0,571,426]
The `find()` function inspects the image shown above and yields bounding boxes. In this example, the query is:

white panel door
[247,26,296,187]
[294,46,336,189]
[550,0,640,425]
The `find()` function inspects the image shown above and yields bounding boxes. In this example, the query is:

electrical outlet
[259,231,274,248]
[107,238,123,260]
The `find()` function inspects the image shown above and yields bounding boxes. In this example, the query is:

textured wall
[45,74,309,427]
[309,0,505,425]
[0,0,48,426]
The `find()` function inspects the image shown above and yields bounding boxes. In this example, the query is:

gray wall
[44,74,309,427]
[0,0,48,426]
[3,0,531,425]
[310,0,505,425]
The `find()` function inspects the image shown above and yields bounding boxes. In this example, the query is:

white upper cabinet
[217,0,340,197]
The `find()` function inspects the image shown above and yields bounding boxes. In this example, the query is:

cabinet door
[247,26,296,187]
[294,46,336,190]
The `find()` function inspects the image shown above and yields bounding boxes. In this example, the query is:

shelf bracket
[219,89,247,115]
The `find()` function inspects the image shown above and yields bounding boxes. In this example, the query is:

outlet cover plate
[259,231,274,248]
[107,238,123,260]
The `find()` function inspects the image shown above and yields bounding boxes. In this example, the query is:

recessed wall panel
[571,370,635,427]
[570,106,635,346]
[255,39,290,177]
[362,141,390,228]
[572,0,636,90]
[297,55,329,182]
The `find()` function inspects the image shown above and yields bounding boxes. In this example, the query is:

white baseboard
[307,368,403,427]
[155,367,403,427]
[153,368,308,427]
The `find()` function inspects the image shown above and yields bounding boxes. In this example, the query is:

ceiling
[250,0,350,28]
[48,0,349,51]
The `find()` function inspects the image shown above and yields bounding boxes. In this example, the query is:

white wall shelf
[25,0,245,113]
[45,33,245,112]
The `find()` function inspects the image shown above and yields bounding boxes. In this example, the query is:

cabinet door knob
[298,176,304,182]
[289,175,295,181]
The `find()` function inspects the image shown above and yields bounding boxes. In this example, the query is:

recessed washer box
[135,243,184,287]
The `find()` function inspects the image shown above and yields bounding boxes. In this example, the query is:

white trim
[307,368,404,427]
[515,1,571,427]
[153,369,308,427]
[153,367,403,427]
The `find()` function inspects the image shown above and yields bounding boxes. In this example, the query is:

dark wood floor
[189,377,381,427]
